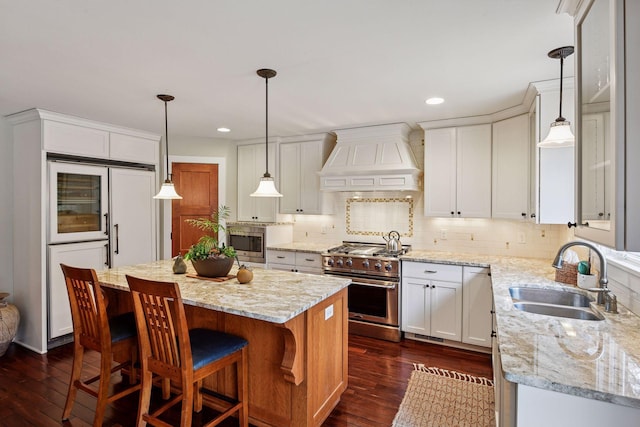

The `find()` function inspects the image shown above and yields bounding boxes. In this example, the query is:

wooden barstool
[60,264,141,427]
[126,274,249,427]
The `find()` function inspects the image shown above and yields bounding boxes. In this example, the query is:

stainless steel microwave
[228,225,265,264]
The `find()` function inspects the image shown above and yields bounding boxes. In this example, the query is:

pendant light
[538,46,575,148]
[250,68,283,198]
[153,94,182,199]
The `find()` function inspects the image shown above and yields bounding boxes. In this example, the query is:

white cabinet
[492,115,530,220]
[424,124,492,218]
[237,143,277,222]
[267,249,323,274]
[48,241,108,339]
[573,0,640,250]
[6,108,160,353]
[462,266,492,348]
[110,168,157,267]
[531,79,575,225]
[279,136,333,215]
[41,112,159,164]
[401,262,462,341]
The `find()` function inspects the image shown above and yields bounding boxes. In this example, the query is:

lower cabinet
[401,262,463,341]
[402,261,492,349]
[267,250,323,275]
[462,266,493,347]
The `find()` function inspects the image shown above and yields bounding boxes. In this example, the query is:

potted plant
[183,206,237,278]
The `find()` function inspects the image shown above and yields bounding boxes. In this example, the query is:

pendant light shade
[154,94,182,199]
[538,46,575,148]
[251,68,283,198]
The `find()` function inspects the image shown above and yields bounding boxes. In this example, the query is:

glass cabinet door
[49,162,109,243]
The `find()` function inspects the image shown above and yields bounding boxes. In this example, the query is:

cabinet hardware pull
[104,243,109,266]
[305,258,314,262]
[491,331,497,338]
[567,222,577,228]
[277,256,285,259]
[521,212,526,217]
[530,213,536,218]
[104,213,109,235]
[114,224,119,254]
[431,285,436,288]
[423,270,438,274]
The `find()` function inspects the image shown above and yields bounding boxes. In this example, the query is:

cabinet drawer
[267,250,295,265]
[402,261,462,282]
[295,252,322,268]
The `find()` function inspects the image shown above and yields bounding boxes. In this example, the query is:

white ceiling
[0,0,574,141]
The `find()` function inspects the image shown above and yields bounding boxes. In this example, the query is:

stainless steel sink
[509,286,593,307]
[512,302,604,321]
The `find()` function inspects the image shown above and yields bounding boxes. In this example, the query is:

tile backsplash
[281,191,574,260]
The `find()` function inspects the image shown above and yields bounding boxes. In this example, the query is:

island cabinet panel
[183,288,348,427]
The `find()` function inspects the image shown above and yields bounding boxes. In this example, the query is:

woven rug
[392,364,495,427]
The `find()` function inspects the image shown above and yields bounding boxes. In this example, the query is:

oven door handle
[350,280,397,290]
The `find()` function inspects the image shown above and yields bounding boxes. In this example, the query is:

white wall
[0,116,13,299]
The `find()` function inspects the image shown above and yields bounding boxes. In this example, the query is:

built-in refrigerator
[47,159,156,340]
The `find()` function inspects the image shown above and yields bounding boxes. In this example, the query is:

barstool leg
[62,342,84,421]
[93,353,112,427]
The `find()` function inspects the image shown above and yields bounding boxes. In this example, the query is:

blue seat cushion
[109,311,137,343]
[189,328,248,371]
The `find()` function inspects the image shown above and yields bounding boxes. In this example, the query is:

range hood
[319,123,421,191]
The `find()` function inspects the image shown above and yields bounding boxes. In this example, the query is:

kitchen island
[403,250,640,426]
[96,260,351,427]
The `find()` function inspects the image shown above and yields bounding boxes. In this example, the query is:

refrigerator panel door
[49,162,109,243]
[110,168,157,267]
[48,241,108,340]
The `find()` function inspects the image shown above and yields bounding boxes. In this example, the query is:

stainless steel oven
[322,241,410,342]
[228,225,265,264]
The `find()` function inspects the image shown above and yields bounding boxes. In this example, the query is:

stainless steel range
[322,241,411,342]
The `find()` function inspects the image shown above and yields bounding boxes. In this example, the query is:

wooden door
[171,163,219,257]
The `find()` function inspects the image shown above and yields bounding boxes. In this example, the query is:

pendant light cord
[264,75,270,178]
[164,99,170,180]
[558,53,565,122]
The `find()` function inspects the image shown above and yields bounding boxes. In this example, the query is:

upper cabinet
[424,124,492,218]
[237,143,277,223]
[531,79,575,224]
[574,0,640,250]
[279,134,335,215]
[492,114,530,220]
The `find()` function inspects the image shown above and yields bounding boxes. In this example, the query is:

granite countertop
[227,221,293,227]
[266,242,340,254]
[402,250,640,409]
[96,260,350,324]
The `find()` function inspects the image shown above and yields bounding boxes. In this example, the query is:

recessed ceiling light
[217,127,231,133]
[425,97,444,105]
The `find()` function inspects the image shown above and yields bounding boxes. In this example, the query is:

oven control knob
[336,258,344,267]
[362,259,370,268]
[345,258,353,267]
[374,262,382,271]
[327,258,335,266]
[385,263,393,272]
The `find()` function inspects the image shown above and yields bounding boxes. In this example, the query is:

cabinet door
[492,115,530,219]
[110,132,159,164]
[462,266,492,347]
[279,143,301,214]
[424,128,457,217]
[237,144,277,222]
[401,278,430,335]
[48,241,108,339]
[43,120,110,158]
[299,141,323,214]
[430,279,462,341]
[457,124,492,218]
[110,168,157,267]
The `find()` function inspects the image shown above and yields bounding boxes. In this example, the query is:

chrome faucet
[552,241,613,309]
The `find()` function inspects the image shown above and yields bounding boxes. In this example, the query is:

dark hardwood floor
[0,335,492,426]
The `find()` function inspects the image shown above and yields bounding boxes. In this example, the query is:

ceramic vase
[0,293,20,357]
